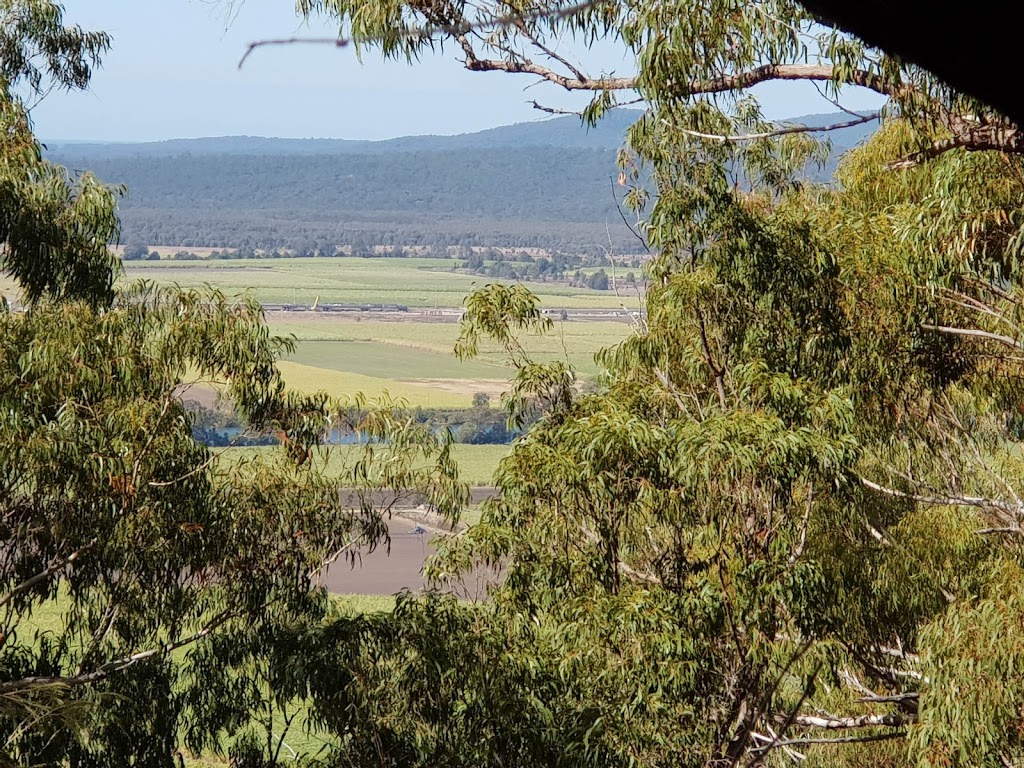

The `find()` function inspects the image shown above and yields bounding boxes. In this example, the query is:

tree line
[53,146,649,252]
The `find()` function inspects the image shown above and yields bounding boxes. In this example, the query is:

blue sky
[34,0,885,143]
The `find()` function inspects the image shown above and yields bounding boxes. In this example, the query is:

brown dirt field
[318,508,500,600]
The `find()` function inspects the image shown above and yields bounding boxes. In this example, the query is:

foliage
[287,0,1024,765]
[0,4,469,765]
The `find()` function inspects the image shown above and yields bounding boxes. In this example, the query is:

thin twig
[240,0,604,69]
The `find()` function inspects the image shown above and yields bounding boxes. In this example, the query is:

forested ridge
[49,112,873,251]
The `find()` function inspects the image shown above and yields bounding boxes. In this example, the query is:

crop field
[288,340,507,380]
[120,256,643,310]
[277,361,494,407]
[271,316,631,377]
[6,254,636,405]
[223,443,508,487]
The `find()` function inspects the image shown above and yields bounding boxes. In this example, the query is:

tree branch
[0,609,235,694]
[241,0,604,69]
[860,476,1022,520]
[890,122,1024,168]
[782,712,915,730]
[0,541,96,611]
[752,730,908,753]
[921,323,1023,349]
[676,112,880,144]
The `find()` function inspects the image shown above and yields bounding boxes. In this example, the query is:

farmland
[272,315,632,377]
[120,256,645,310]
[119,256,637,408]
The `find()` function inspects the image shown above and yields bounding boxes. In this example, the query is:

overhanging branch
[0,609,236,694]
[860,476,1022,521]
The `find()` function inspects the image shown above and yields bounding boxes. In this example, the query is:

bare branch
[515,20,587,82]
[921,323,1023,350]
[752,730,908,753]
[240,0,604,69]
[0,542,96,611]
[861,476,1022,520]
[238,36,347,68]
[676,112,880,144]
[528,100,582,115]
[783,712,915,730]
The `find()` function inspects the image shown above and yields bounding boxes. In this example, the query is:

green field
[120,258,634,399]
[121,257,640,310]
[287,339,508,379]
[121,257,634,407]
[223,443,507,487]
[270,316,631,379]
[277,361,491,408]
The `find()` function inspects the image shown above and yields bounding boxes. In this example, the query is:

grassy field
[3,255,635,413]
[287,339,507,380]
[268,314,630,404]
[277,361,495,408]
[224,443,507,487]
[120,256,641,310]
[271,315,630,378]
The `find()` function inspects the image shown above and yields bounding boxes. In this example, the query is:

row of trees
[122,242,640,267]
[96,207,645,253]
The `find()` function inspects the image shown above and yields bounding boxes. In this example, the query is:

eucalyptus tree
[294,0,1021,162]
[279,1,1024,766]
[0,3,466,765]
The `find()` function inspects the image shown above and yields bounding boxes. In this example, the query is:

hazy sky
[34,0,885,143]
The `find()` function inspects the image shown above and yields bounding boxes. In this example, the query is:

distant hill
[47,110,644,159]
[48,111,877,253]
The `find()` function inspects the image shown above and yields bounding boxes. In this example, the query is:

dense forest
[50,113,874,253]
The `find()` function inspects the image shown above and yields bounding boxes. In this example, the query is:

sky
[33,0,886,143]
